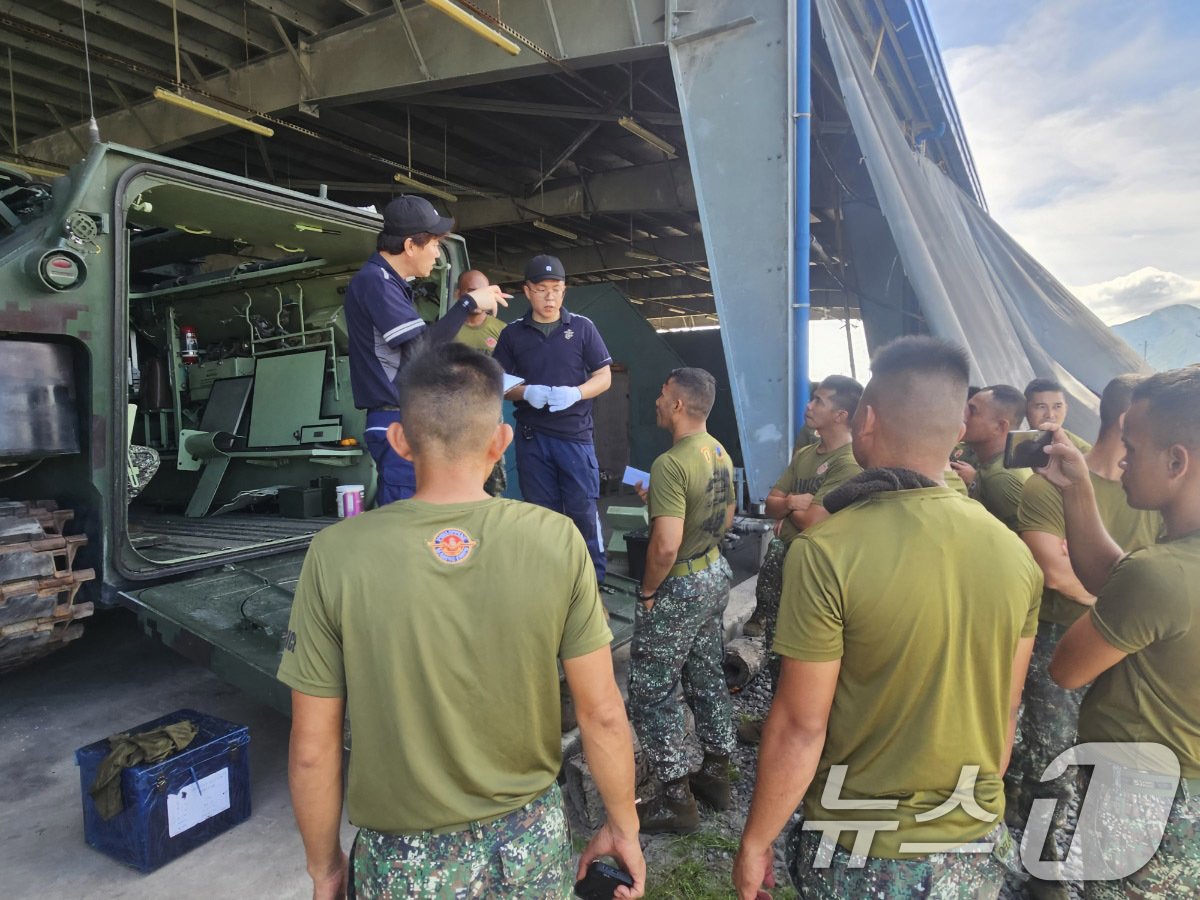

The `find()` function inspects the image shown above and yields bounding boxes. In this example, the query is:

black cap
[381,195,454,239]
[524,254,566,283]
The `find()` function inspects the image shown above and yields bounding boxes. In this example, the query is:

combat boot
[689,752,732,811]
[1026,876,1071,900]
[637,777,699,834]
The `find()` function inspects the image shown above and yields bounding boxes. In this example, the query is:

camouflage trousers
[349,783,571,899]
[1007,620,1085,856]
[786,819,1017,898]
[1077,771,1200,899]
[756,538,787,688]
[484,461,507,498]
[628,557,736,783]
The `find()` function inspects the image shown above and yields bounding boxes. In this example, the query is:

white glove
[523,384,552,409]
[547,385,583,412]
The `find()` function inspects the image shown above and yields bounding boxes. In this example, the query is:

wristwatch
[637,587,657,604]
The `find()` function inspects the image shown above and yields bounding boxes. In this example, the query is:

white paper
[502,373,525,393]
[166,767,231,838]
[622,466,651,488]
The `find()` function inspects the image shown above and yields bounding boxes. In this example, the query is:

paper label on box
[166,767,231,837]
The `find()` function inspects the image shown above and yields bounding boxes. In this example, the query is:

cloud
[1070,267,1200,325]
[931,0,1200,292]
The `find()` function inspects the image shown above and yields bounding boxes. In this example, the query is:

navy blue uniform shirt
[493,310,612,441]
[344,252,474,409]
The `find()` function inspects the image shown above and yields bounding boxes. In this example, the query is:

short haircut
[1024,377,1065,400]
[865,337,970,450]
[967,385,983,400]
[819,374,863,418]
[667,367,717,418]
[1131,366,1200,449]
[982,384,1026,429]
[1098,374,1143,435]
[377,230,440,254]
[397,342,504,455]
[457,268,488,295]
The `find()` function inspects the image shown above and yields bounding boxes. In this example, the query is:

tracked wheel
[0,500,95,673]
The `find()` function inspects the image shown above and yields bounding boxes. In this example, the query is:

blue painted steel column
[794,0,812,427]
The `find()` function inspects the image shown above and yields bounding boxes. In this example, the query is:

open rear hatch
[119,550,306,714]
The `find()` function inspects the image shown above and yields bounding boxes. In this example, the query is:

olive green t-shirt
[1064,429,1093,454]
[975,452,1031,531]
[648,432,734,563]
[950,442,979,468]
[771,441,863,544]
[1079,532,1200,778]
[1018,472,1162,625]
[276,498,612,833]
[454,315,506,355]
[944,466,969,498]
[775,487,1042,857]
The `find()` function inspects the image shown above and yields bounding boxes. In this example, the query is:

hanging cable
[171,0,182,90]
[78,2,100,142]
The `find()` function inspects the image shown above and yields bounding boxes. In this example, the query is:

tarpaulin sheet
[815,0,1150,439]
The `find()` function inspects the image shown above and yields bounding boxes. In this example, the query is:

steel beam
[482,235,706,277]
[2,54,115,103]
[243,0,327,37]
[449,158,694,230]
[668,0,791,499]
[25,0,666,163]
[0,5,172,75]
[401,92,681,125]
[145,0,279,50]
[317,107,524,195]
[0,32,157,95]
[59,0,244,72]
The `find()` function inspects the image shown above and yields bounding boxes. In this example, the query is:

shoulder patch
[428,527,477,564]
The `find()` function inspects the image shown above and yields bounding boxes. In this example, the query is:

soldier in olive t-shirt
[771,442,861,543]
[1007,471,1162,852]
[631,368,737,833]
[975,453,1031,531]
[775,487,1042,856]
[455,314,505,354]
[1044,370,1200,898]
[1078,534,1200,778]
[741,375,864,728]
[278,497,612,833]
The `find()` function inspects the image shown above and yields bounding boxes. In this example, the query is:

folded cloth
[822,467,938,514]
[89,720,199,820]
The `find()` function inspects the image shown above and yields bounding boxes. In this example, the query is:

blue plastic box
[75,708,251,872]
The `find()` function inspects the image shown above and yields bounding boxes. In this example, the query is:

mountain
[1112,304,1200,371]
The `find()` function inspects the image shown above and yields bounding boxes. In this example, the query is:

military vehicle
[0,144,467,710]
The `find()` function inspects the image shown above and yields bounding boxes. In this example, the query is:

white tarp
[815,0,1150,438]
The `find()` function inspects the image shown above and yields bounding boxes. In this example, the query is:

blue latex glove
[547,385,583,412]
[523,384,551,409]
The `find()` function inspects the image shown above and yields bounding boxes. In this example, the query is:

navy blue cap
[381,195,454,238]
[524,254,566,283]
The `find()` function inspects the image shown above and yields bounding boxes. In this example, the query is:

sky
[924,0,1200,325]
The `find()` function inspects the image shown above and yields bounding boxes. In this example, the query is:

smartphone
[574,861,635,899]
[1004,429,1053,469]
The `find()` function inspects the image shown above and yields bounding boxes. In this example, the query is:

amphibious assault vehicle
[0,144,467,709]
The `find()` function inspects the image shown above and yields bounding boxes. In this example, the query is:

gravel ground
[629,636,1083,899]
[633,655,798,898]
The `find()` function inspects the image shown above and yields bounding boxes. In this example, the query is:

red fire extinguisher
[180,325,200,365]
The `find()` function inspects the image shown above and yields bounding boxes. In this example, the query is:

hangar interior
[3,0,1143,502]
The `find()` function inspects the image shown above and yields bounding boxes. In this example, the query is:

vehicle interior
[118,174,463,574]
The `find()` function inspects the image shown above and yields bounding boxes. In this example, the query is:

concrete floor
[0,607,354,899]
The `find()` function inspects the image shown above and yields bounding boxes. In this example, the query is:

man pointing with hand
[493,254,613,582]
